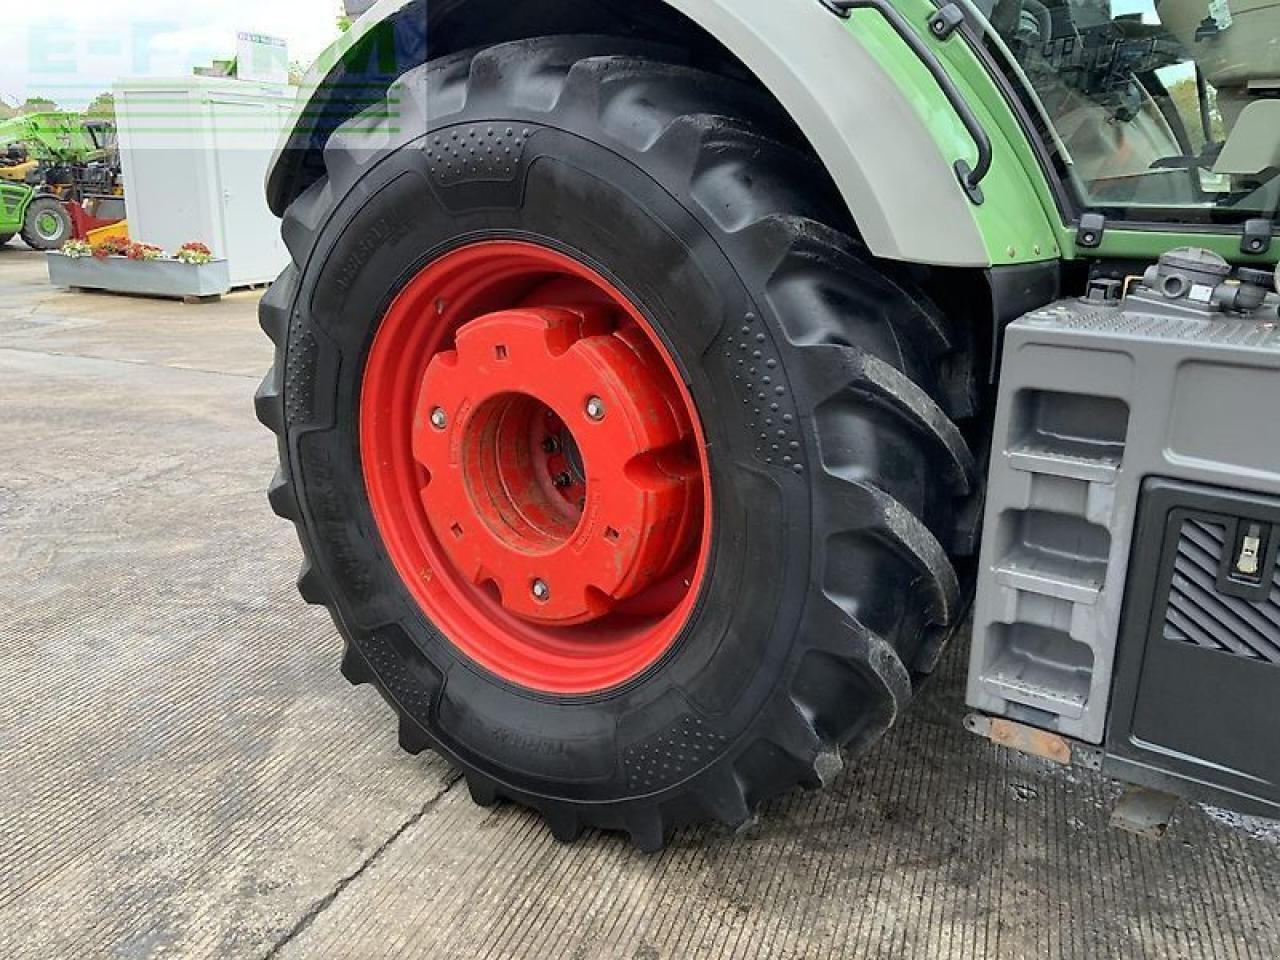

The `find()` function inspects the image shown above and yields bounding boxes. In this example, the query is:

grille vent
[1163,519,1280,664]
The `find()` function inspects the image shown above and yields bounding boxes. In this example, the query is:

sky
[0,0,345,108]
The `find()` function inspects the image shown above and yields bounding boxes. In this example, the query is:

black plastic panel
[1106,478,1280,817]
[1165,519,1280,664]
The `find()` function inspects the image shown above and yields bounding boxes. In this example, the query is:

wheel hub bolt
[531,579,550,602]
[553,472,573,489]
[429,407,448,430]
[585,396,606,421]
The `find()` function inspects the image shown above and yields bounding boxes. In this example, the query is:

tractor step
[969,249,1280,817]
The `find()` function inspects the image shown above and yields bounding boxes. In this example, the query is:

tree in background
[1166,78,1226,151]
[20,96,59,114]
[85,93,115,123]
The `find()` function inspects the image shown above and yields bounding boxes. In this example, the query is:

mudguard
[267,0,1020,266]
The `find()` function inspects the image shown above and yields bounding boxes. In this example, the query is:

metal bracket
[820,0,992,204]
[1242,219,1273,256]
[1077,212,1107,249]
[927,3,967,40]
[965,713,1104,770]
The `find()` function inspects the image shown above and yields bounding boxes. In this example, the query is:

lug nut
[585,396,605,421]
[553,472,572,489]
[429,407,448,430]
[531,579,550,602]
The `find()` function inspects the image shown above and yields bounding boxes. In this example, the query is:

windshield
[975,0,1280,224]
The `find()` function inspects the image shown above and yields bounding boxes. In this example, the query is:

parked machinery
[257,0,1280,849]
[0,112,123,250]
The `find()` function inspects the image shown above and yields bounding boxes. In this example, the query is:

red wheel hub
[360,242,711,693]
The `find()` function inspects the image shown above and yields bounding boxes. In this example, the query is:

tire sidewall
[286,119,820,803]
[24,198,71,249]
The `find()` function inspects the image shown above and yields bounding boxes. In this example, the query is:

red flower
[125,242,163,261]
[91,237,132,259]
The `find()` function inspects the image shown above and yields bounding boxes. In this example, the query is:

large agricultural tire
[258,36,978,850]
[20,197,72,251]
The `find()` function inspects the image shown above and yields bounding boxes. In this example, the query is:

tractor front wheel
[258,37,978,849]
[21,197,72,251]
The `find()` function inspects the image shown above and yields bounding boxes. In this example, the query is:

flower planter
[47,253,231,300]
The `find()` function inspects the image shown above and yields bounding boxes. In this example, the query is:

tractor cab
[976,0,1278,225]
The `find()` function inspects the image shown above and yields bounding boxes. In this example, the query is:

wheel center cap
[411,305,700,626]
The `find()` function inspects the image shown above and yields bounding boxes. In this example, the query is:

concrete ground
[1,244,1277,960]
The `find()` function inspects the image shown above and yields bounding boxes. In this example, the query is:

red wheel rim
[360,241,712,693]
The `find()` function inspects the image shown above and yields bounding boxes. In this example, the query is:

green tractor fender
[0,181,34,239]
[267,0,1060,268]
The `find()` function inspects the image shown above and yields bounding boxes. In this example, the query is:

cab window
[975,0,1280,224]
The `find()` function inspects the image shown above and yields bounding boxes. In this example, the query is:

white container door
[208,95,289,286]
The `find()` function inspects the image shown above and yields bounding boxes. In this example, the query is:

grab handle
[823,0,992,205]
